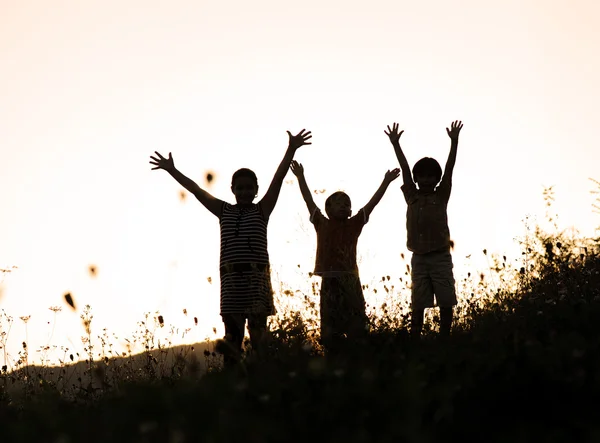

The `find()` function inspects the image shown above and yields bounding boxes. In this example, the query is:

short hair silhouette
[231,168,258,188]
[412,157,442,183]
[325,191,351,218]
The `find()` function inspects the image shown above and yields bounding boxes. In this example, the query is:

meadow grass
[1,190,600,442]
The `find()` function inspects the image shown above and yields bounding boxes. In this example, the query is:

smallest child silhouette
[290,160,400,355]
[385,120,464,338]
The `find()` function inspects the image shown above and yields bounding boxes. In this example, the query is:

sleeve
[218,202,229,220]
[257,202,269,222]
[358,207,369,225]
[310,207,325,228]
[436,176,452,203]
[400,182,419,204]
[349,208,369,229]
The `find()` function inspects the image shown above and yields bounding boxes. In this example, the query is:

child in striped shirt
[150,129,312,367]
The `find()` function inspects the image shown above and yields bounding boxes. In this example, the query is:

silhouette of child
[385,121,463,337]
[150,129,312,367]
[290,160,400,355]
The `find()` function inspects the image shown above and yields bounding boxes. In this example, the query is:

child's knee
[247,314,267,330]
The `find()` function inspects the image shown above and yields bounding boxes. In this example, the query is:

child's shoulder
[224,202,260,209]
[222,202,263,215]
[310,207,327,224]
[222,202,236,212]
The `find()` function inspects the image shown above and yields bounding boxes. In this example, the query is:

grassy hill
[1,221,600,442]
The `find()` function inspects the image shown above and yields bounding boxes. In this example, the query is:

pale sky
[1,0,599,366]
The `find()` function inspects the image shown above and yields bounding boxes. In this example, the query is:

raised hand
[363,168,402,217]
[384,168,401,183]
[287,129,312,150]
[290,160,305,177]
[446,120,463,141]
[384,123,404,144]
[149,151,175,172]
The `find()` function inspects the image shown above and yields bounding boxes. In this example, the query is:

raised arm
[362,168,401,218]
[442,120,463,182]
[385,123,413,185]
[289,160,318,215]
[259,129,312,218]
[150,151,224,217]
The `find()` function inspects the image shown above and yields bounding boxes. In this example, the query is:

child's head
[325,191,352,221]
[412,157,442,191]
[231,168,259,205]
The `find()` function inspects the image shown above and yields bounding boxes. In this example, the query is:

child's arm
[442,120,463,183]
[385,123,413,185]
[150,151,224,217]
[259,129,312,219]
[361,168,401,218]
[289,160,318,215]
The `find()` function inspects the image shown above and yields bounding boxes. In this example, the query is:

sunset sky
[1,0,599,366]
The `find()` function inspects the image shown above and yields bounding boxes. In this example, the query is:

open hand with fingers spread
[149,151,175,172]
[384,168,401,183]
[384,123,404,144]
[287,129,312,150]
[290,160,305,177]
[446,120,463,141]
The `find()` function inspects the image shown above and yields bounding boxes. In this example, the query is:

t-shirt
[310,208,368,276]
[401,177,452,255]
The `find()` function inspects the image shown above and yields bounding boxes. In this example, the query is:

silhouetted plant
[1,184,600,442]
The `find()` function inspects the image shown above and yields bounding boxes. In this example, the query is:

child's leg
[411,253,434,338]
[411,308,425,338]
[221,314,245,368]
[339,273,368,345]
[320,276,342,356]
[439,307,453,336]
[430,250,457,336]
[247,314,268,357]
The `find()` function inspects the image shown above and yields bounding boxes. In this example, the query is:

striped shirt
[218,203,274,315]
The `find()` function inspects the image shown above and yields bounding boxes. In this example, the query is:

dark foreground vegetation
[2,213,600,442]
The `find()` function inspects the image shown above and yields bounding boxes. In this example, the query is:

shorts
[411,250,457,310]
